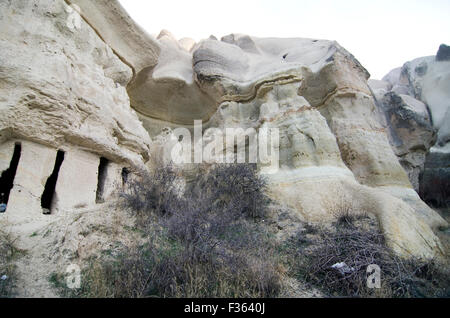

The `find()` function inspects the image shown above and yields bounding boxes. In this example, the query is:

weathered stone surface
[53,149,99,211]
[66,0,160,76]
[0,140,15,174]
[372,46,450,209]
[3,141,57,219]
[127,30,217,126]
[0,0,151,168]
[369,88,437,191]
[96,161,124,203]
[384,55,450,146]
[138,31,446,258]
[162,71,445,258]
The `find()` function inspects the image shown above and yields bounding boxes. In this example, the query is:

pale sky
[119,0,449,79]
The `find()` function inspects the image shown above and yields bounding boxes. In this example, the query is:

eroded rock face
[370,45,450,208]
[66,0,161,76]
[0,0,151,166]
[0,0,447,259]
[127,30,217,126]
[0,0,151,217]
[370,85,437,191]
[140,33,446,258]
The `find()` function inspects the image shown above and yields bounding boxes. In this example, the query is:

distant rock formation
[0,0,447,259]
[369,44,450,208]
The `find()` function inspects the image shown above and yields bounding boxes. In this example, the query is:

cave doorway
[96,157,109,203]
[41,150,65,214]
[0,143,22,210]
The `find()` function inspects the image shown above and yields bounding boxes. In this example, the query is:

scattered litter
[0,203,6,213]
[331,262,355,275]
[1,275,8,281]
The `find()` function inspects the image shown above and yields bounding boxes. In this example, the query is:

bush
[191,163,269,219]
[57,163,450,298]
[285,212,450,298]
[120,163,269,220]
[119,165,179,218]
[64,218,281,298]
[67,163,281,298]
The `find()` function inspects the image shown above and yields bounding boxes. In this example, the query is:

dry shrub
[67,163,280,298]
[192,163,269,219]
[66,221,281,298]
[285,210,450,298]
[119,166,179,218]
[0,232,20,297]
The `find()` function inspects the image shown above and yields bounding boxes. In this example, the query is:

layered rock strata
[0,0,447,259]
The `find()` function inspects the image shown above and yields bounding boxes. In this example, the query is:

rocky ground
[2,200,448,298]
[0,203,141,297]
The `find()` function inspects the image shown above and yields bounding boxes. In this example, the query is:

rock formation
[369,44,450,208]
[0,0,153,220]
[0,0,448,260]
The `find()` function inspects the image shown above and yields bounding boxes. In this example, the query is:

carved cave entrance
[96,157,109,203]
[0,143,22,210]
[41,150,65,214]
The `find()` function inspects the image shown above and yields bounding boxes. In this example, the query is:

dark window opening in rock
[121,167,129,187]
[96,157,109,204]
[0,143,22,210]
[41,150,65,213]
[245,135,250,163]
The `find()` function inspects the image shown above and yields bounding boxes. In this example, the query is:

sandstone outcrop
[0,0,447,260]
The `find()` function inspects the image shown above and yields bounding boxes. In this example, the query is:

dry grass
[54,220,282,298]
[284,208,450,298]
[49,166,450,298]
[52,164,281,298]
[0,232,21,297]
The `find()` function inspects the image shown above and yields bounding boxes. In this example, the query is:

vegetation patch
[0,232,22,298]
[53,164,281,298]
[49,164,450,298]
[283,210,450,297]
